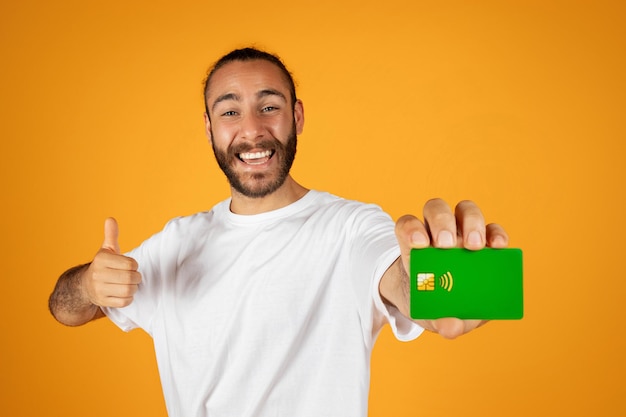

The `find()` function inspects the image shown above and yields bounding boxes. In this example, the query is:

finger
[93,267,141,285]
[395,215,430,270]
[102,217,121,254]
[395,215,430,247]
[432,318,485,339]
[85,265,141,307]
[93,249,139,271]
[101,294,136,309]
[486,223,509,248]
[103,283,140,299]
[455,200,486,250]
[423,199,457,248]
[90,279,139,301]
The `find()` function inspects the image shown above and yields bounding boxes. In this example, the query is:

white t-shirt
[104,190,422,417]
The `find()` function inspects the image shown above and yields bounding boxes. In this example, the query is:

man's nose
[240,112,264,140]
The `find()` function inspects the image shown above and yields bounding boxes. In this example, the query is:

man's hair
[203,47,297,118]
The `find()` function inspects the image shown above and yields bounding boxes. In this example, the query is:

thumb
[102,217,121,254]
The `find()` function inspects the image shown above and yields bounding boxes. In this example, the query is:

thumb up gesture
[83,218,142,308]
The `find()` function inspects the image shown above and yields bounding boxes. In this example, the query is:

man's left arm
[379,199,509,339]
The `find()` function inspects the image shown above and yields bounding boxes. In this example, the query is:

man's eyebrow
[211,89,287,112]
[212,93,240,112]
[257,89,286,101]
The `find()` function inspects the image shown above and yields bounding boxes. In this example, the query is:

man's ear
[203,112,213,145]
[294,99,305,135]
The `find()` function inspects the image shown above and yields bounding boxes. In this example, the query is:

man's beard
[211,123,297,198]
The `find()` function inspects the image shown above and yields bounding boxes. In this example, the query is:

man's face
[204,59,304,198]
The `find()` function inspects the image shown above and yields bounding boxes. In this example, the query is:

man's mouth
[238,150,275,165]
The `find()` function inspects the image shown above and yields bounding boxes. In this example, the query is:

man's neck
[229,176,309,215]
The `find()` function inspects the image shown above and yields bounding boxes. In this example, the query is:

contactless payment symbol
[416,271,454,292]
[439,271,454,292]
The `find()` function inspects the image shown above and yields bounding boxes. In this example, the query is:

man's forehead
[207,60,291,101]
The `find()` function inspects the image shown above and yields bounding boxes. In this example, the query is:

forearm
[379,258,437,331]
[379,257,411,318]
[48,263,102,326]
[381,259,437,331]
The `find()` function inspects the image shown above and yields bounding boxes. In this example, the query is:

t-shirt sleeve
[347,204,423,345]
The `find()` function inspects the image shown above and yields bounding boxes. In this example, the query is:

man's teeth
[239,150,272,160]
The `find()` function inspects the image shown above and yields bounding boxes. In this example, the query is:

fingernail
[437,231,454,247]
[492,235,506,247]
[411,232,428,247]
[468,231,483,247]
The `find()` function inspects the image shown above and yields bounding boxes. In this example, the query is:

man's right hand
[82,218,141,308]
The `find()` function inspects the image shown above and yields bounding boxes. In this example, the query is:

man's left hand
[393,199,509,339]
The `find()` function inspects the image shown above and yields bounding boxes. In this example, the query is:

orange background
[1,1,624,416]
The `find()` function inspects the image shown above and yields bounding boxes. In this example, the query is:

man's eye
[262,106,277,112]
[222,111,238,116]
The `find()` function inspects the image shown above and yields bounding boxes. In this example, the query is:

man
[49,48,508,416]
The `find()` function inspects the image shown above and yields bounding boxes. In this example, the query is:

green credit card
[410,248,524,320]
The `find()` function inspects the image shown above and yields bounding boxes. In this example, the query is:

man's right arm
[48,218,141,326]
[48,262,105,326]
